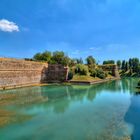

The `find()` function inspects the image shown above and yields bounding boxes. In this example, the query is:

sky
[0,0,140,62]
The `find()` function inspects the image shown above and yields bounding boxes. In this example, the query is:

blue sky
[0,0,140,62]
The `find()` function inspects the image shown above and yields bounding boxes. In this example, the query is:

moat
[0,78,140,140]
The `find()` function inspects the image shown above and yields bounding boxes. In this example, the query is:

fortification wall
[0,58,48,89]
[0,58,69,89]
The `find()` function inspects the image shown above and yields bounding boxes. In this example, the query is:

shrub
[96,68,107,79]
[75,64,88,75]
[90,69,97,77]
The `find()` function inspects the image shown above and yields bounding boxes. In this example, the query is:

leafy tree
[90,69,97,78]
[131,58,139,73]
[33,53,43,61]
[103,60,115,65]
[51,51,65,64]
[41,51,52,62]
[96,68,107,79]
[75,58,83,64]
[75,64,88,75]
[125,62,129,71]
[61,56,70,66]
[86,56,96,65]
[121,60,126,70]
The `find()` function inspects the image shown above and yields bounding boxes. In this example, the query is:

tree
[96,68,107,79]
[33,53,43,61]
[41,51,52,62]
[51,51,65,64]
[121,60,126,70]
[75,64,88,75]
[125,62,129,71]
[103,60,115,65]
[75,58,83,64]
[117,60,121,69]
[131,58,139,73]
[61,56,70,66]
[86,56,96,65]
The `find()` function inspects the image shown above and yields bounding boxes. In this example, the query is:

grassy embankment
[71,74,114,82]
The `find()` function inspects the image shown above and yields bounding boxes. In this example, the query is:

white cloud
[0,19,19,32]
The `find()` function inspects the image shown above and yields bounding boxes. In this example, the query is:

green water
[0,78,139,140]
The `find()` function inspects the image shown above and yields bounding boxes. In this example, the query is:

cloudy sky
[0,0,140,61]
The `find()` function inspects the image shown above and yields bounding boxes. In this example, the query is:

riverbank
[69,77,120,85]
[0,77,121,90]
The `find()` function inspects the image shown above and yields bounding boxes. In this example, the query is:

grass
[72,74,101,81]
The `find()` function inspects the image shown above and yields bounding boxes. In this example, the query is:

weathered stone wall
[0,58,48,89]
[0,58,69,89]
[45,64,69,83]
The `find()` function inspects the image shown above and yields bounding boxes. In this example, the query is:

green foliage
[125,62,129,71]
[51,51,65,64]
[86,56,96,65]
[33,53,43,61]
[121,60,126,70]
[90,68,107,79]
[75,64,88,75]
[90,69,97,78]
[96,68,107,79]
[120,58,140,76]
[75,58,83,64]
[33,51,70,66]
[41,51,52,62]
[103,60,115,65]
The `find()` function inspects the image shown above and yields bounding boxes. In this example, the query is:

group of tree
[33,51,108,79]
[116,58,140,76]
[103,60,115,65]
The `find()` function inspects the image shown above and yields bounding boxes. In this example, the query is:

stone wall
[0,58,48,89]
[0,58,69,89]
[45,64,69,83]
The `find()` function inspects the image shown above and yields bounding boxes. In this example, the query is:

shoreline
[69,77,121,85]
[0,77,120,91]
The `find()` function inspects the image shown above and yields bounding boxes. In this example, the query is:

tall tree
[41,51,52,62]
[86,56,96,65]
[51,51,65,64]
[33,53,42,61]
[122,60,126,70]
[125,62,129,71]
[103,60,115,65]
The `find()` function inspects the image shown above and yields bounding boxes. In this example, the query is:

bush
[96,68,107,79]
[75,64,88,75]
[90,69,97,77]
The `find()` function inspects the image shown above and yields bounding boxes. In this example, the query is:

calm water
[0,78,140,140]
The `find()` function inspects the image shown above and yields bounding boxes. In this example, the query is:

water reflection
[125,93,140,140]
[0,78,138,115]
[0,78,138,140]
